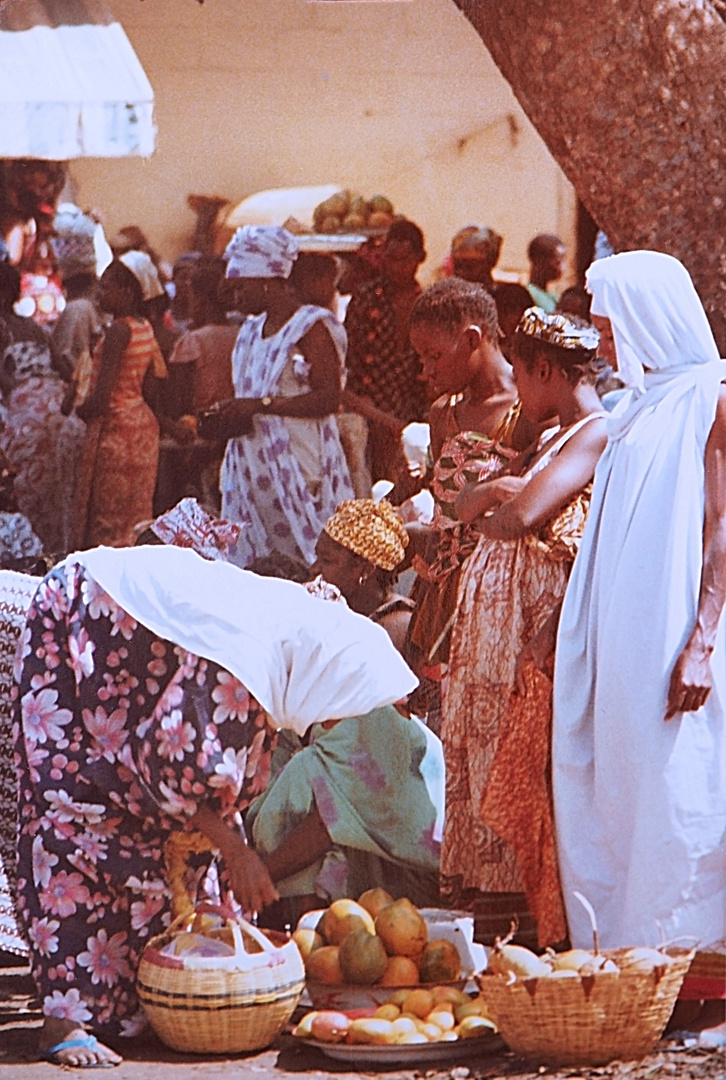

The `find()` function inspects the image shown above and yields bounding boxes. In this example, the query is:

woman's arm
[666,385,726,719]
[456,475,528,524]
[260,805,331,884]
[76,320,130,421]
[205,319,344,437]
[341,388,406,434]
[478,418,607,541]
[188,801,279,912]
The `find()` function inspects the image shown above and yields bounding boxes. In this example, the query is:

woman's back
[90,316,157,411]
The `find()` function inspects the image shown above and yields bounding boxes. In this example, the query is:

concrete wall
[70,0,576,285]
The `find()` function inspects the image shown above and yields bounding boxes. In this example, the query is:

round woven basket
[476,945,695,1066]
[137,906,305,1054]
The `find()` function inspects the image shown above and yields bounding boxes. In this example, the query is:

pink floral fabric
[13,561,276,1036]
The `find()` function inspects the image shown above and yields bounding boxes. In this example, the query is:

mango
[375,898,427,960]
[305,944,343,984]
[310,1011,350,1043]
[346,1018,395,1045]
[320,899,375,945]
[418,939,461,984]
[357,887,394,920]
[339,929,388,985]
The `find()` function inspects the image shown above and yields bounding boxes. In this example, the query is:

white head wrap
[224,225,299,280]
[586,250,719,389]
[119,250,165,301]
[70,546,417,735]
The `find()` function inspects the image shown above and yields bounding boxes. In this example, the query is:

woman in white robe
[552,251,726,1038]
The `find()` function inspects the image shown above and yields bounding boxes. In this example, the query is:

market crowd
[0,172,723,1067]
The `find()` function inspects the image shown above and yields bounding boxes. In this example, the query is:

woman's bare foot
[39,1016,122,1067]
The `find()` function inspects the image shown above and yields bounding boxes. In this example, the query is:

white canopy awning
[0,0,155,159]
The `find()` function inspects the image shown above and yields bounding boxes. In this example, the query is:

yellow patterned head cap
[518,306,600,351]
[324,499,409,571]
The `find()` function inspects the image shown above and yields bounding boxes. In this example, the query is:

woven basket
[476,945,695,1066]
[137,904,305,1054]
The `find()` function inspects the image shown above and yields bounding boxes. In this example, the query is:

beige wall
[70,0,576,286]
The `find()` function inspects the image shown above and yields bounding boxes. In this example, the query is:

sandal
[43,1034,120,1068]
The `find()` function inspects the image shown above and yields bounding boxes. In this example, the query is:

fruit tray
[303,1032,504,1064]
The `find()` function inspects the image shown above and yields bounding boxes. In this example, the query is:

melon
[339,929,388,985]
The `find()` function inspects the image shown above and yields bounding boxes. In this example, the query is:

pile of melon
[292,889,462,987]
[312,192,396,234]
[293,986,496,1047]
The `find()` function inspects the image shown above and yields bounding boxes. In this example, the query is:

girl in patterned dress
[442,308,607,946]
[73,260,166,549]
[405,279,536,728]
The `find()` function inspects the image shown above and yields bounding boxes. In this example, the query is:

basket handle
[195,903,281,970]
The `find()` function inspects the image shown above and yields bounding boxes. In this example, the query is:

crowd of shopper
[0,201,723,1067]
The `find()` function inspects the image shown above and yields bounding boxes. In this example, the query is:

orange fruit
[380,955,420,986]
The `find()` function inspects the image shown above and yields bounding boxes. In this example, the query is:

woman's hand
[665,638,713,720]
[514,606,560,696]
[226,843,280,913]
[187,801,279,912]
[198,398,256,440]
[456,476,525,524]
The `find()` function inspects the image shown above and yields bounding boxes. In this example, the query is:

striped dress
[74,317,163,548]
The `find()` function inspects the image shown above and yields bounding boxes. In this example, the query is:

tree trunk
[453,0,726,344]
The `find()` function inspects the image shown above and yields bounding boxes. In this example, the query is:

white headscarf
[69,546,417,735]
[586,250,720,390]
[119,250,165,301]
[585,251,725,440]
[224,225,299,280]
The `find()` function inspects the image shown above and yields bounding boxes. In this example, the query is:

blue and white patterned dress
[221,305,353,567]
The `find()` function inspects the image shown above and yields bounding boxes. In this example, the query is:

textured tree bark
[453,1,726,344]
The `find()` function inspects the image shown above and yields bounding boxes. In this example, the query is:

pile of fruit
[292,889,462,987]
[312,192,396,234]
[293,985,496,1046]
[486,932,678,982]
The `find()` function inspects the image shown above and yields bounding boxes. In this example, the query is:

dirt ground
[1,967,722,1080]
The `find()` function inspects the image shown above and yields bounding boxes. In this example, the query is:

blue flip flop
[43,1034,120,1068]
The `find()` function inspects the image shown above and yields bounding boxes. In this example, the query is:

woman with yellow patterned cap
[311,497,415,654]
[246,498,444,927]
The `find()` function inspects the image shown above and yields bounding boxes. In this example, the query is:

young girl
[74,259,166,548]
[442,307,606,947]
[405,279,535,728]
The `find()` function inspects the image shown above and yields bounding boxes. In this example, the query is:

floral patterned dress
[13,560,277,1036]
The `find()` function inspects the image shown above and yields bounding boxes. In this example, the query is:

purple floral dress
[13,560,277,1037]
[221,305,354,567]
